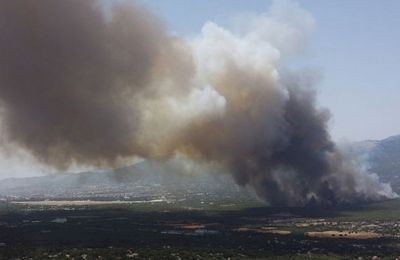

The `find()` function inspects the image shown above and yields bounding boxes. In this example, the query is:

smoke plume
[0,0,193,168]
[0,0,396,205]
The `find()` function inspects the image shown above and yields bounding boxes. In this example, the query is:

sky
[0,0,399,180]
[135,0,400,142]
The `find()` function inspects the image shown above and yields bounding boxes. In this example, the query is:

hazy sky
[0,0,399,180]
[135,0,400,142]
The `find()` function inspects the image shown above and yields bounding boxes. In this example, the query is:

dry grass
[305,230,382,239]
[233,226,291,235]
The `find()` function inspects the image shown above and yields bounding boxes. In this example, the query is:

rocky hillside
[353,135,400,193]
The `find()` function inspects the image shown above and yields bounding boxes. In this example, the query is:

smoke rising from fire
[0,0,396,205]
[0,0,193,168]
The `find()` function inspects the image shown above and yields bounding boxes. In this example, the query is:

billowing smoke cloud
[0,0,396,205]
[0,0,193,168]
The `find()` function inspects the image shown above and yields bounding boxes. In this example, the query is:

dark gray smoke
[0,0,395,205]
[169,65,396,205]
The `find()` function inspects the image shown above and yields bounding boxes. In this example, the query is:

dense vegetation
[1,199,400,259]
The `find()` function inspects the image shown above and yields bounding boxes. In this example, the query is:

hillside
[0,160,258,205]
[353,135,400,193]
[0,135,399,200]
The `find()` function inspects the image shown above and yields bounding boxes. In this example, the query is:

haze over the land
[0,0,397,205]
[1,135,400,203]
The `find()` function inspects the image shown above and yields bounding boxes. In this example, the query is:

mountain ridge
[1,135,399,199]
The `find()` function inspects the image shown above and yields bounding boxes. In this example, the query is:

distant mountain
[0,160,257,202]
[353,135,400,193]
[1,135,399,200]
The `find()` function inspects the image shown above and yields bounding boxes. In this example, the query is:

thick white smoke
[0,0,396,205]
[151,0,397,205]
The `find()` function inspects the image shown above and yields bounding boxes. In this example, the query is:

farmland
[1,198,400,259]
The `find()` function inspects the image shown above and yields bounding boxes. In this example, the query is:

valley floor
[1,199,400,259]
